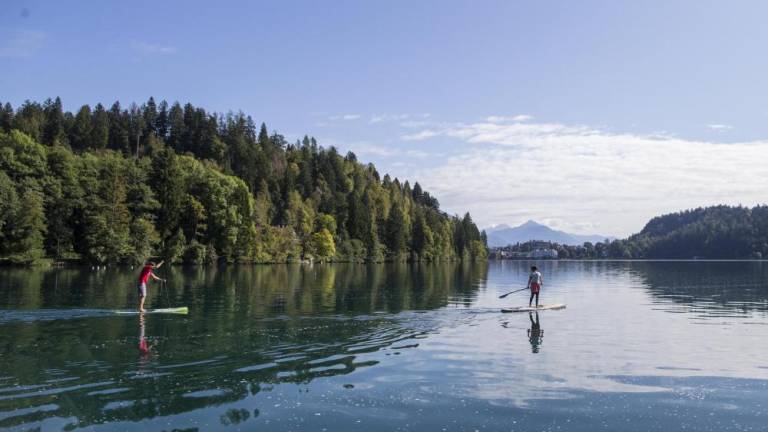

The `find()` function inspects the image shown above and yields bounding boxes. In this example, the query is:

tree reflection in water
[0,262,487,430]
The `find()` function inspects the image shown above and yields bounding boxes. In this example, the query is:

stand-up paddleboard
[114,307,189,315]
[501,304,566,313]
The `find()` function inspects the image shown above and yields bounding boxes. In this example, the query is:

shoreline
[3,258,768,269]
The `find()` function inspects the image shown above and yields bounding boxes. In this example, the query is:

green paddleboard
[114,307,189,315]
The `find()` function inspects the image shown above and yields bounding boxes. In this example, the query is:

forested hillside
[621,205,768,259]
[492,206,768,259]
[0,97,487,265]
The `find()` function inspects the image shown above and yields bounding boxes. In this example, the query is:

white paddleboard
[501,304,566,313]
[114,307,189,315]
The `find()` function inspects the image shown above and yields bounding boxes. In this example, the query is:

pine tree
[167,102,185,151]
[412,182,423,204]
[42,97,66,146]
[0,102,14,133]
[155,100,169,138]
[13,101,45,142]
[8,190,47,263]
[70,105,92,151]
[385,201,407,256]
[143,97,158,137]
[89,103,109,150]
[412,210,434,258]
[128,103,145,158]
[0,171,19,252]
[108,102,130,153]
[151,148,185,244]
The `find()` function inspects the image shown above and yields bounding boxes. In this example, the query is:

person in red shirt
[137,261,164,312]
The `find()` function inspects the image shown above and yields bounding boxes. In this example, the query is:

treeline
[622,205,768,259]
[0,97,487,265]
[491,240,617,259]
[492,205,768,259]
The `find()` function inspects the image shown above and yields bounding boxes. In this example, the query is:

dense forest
[0,97,487,265]
[492,205,768,260]
[622,205,768,259]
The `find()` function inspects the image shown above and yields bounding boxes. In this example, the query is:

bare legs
[528,292,539,307]
[139,294,146,313]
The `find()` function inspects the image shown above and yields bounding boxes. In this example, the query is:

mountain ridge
[485,220,611,247]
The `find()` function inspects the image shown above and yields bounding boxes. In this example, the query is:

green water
[1,261,767,431]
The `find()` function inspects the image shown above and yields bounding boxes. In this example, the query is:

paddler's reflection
[527,312,543,353]
[138,314,152,359]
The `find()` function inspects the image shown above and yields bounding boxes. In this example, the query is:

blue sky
[3,0,768,236]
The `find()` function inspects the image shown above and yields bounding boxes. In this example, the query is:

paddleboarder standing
[527,265,543,307]
[137,261,165,312]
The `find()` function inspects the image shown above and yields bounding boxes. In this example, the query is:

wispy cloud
[354,143,397,156]
[0,30,45,58]
[370,113,431,124]
[402,129,440,141]
[348,144,430,159]
[131,41,177,55]
[371,114,409,123]
[707,124,732,131]
[406,115,768,236]
[315,138,431,162]
[486,114,533,123]
[400,120,432,128]
[329,114,361,121]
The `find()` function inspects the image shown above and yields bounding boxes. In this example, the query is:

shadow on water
[628,261,768,316]
[0,262,487,430]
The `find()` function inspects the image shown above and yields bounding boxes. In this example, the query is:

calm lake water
[1,261,767,431]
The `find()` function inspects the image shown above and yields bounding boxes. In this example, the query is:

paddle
[157,261,170,307]
[161,280,171,307]
[498,287,529,299]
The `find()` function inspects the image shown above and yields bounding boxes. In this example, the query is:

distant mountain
[485,220,611,247]
[485,224,512,234]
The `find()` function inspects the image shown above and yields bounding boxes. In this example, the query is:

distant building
[531,248,558,259]
[489,247,558,260]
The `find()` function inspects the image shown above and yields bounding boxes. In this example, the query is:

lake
[1,261,767,431]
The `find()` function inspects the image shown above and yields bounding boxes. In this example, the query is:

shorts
[530,283,540,294]
[138,283,147,297]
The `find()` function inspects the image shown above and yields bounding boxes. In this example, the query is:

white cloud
[329,114,361,121]
[707,124,733,131]
[400,120,432,128]
[402,129,441,141]
[131,41,177,54]
[344,144,430,159]
[370,113,432,124]
[0,30,45,57]
[405,149,430,158]
[486,114,533,123]
[371,114,408,123]
[407,118,768,236]
[355,143,397,156]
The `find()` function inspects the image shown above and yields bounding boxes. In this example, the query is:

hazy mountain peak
[520,220,542,227]
[485,223,512,233]
[485,220,610,247]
